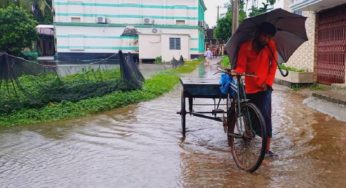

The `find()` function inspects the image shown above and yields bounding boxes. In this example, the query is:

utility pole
[217,5,220,22]
[232,0,239,34]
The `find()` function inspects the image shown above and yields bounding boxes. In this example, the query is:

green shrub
[279,64,305,73]
[154,56,163,64]
[22,51,38,60]
[0,68,125,114]
[220,56,231,68]
[0,60,202,126]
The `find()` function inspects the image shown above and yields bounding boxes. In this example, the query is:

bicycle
[178,68,268,172]
[221,68,268,172]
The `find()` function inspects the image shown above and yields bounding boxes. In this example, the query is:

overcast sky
[204,0,229,28]
[204,0,280,27]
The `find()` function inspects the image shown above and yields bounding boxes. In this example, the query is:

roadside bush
[154,56,163,64]
[279,64,305,73]
[0,68,125,114]
[0,60,202,126]
[0,5,37,55]
[220,56,231,68]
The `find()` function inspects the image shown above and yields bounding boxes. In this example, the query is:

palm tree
[31,0,53,23]
[32,0,52,17]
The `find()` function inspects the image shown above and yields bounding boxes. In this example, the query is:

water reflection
[198,63,205,78]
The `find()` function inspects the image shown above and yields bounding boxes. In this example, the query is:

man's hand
[225,69,238,76]
[224,67,232,73]
[261,84,268,91]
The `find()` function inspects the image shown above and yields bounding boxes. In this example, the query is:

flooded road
[1,62,346,187]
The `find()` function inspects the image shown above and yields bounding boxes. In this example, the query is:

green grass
[0,59,201,126]
[308,84,327,91]
[220,56,231,68]
[292,83,328,91]
[0,68,125,114]
[279,64,305,73]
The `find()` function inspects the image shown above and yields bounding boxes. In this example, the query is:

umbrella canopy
[225,8,308,68]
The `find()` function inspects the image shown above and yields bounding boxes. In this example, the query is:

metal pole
[217,5,220,22]
[232,0,239,34]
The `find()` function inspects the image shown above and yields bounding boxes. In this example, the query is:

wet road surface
[0,61,345,187]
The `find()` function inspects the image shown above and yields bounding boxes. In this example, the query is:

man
[232,22,278,157]
[204,48,213,65]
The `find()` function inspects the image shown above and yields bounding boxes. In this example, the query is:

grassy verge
[0,60,201,126]
[291,83,328,92]
[220,56,231,68]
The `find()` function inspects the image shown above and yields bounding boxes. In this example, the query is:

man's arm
[234,43,247,73]
[264,41,278,87]
[254,41,277,89]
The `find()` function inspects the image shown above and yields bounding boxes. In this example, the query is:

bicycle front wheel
[227,102,267,173]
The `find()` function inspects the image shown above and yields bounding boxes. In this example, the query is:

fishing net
[0,51,144,115]
[120,51,144,89]
[171,55,185,68]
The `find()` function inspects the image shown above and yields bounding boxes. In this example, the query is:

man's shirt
[234,40,278,94]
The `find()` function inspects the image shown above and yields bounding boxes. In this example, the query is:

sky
[204,0,229,28]
[204,0,282,27]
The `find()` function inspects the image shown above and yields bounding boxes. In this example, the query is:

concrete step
[312,90,346,106]
[331,84,346,94]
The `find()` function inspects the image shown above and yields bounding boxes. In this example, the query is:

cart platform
[179,77,227,137]
[180,78,226,98]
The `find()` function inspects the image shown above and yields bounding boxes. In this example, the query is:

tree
[32,0,53,24]
[0,0,53,24]
[214,2,246,42]
[249,0,276,17]
[214,11,232,43]
[0,5,38,55]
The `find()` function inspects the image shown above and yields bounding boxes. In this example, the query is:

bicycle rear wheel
[227,102,267,173]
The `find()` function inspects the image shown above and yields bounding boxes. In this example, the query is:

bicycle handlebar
[216,67,256,77]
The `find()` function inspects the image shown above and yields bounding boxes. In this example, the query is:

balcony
[291,0,346,11]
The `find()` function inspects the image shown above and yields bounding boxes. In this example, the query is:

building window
[176,20,186,25]
[71,17,81,22]
[169,38,181,50]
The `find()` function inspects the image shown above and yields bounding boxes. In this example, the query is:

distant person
[215,47,220,57]
[212,48,217,58]
[231,22,278,158]
[204,48,213,65]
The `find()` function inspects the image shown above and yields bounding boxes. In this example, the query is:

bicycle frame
[234,75,247,115]
[229,75,255,139]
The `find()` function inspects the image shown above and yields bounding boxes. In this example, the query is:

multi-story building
[53,0,206,62]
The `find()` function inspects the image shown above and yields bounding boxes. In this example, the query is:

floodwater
[1,61,346,187]
[304,96,346,122]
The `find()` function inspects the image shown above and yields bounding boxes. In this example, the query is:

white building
[53,0,206,62]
